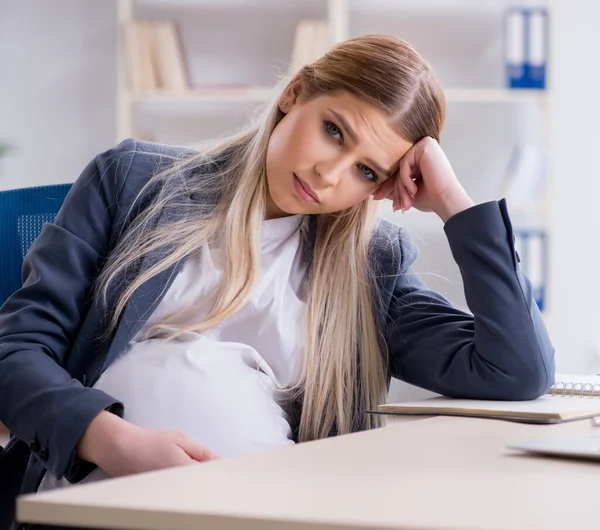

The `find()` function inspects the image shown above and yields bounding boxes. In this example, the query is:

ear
[279,76,303,114]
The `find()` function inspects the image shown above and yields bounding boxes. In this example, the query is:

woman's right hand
[77,410,217,477]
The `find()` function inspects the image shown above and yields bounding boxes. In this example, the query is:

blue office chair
[0,184,73,307]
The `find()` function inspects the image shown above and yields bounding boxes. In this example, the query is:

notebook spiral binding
[550,381,600,397]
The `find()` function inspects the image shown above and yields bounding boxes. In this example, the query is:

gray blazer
[0,139,554,526]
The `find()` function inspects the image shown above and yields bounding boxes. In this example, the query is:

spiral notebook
[547,373,600,397]
[375,374,600,424]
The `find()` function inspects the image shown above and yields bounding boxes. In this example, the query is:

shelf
[132,87,548,108]
[137,0,325,11]
[133,87,277,105]
[138,0,548,10]
[444,88,548,104]
[349,0,549,13]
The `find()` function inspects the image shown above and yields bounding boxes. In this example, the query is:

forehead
[311,91,413,164]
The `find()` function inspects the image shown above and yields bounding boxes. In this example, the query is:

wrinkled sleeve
[386,199,555,400]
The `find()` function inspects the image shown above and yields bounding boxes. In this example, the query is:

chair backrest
[0,184,73,307]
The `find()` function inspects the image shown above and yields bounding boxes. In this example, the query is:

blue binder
[504,7,548,90]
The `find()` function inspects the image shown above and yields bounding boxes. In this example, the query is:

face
[265,81,414,219]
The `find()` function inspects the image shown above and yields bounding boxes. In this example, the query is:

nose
[315,157,348,188]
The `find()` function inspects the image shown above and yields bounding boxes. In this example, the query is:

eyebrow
[329,108,396,179]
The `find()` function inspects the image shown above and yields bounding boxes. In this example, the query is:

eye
[358,164,379,183]
[323,120,379,184]
[324,120,342,142]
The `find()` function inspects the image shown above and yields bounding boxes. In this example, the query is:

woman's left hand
[372,137,475,223]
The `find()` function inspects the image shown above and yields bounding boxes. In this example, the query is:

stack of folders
[504,6,548,89]
[375,374,600,424]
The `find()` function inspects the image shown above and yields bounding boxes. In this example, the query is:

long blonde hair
[95,34,446,442]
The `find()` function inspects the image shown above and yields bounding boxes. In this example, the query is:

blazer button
[38,447,49,461]
[29,439,40,452]
[515,250,521,263]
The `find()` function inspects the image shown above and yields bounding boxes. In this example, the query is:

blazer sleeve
[0,138,139,482]
[386,199,555,400]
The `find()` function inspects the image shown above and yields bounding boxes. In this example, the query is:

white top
[39,213,307,491]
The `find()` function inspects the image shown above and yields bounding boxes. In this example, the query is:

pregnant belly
[38,334,295,492]
[94,334,295,458]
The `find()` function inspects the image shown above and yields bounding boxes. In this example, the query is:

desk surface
[18,415,600,530]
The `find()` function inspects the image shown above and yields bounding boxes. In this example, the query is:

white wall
[0,0,118,190]
[548,0,600,374]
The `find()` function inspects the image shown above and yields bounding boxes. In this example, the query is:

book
[138,21,159,91]
[124,20,190,93]
[376,374,600,423]
[289,20,311,76]
[124,20,158,92]
[376,396,600,424]
[124,21,146,92]
[288,19,331,76]
[153,21,190,91]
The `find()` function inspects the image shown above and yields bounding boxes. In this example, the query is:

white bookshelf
[115,1,551,128]
[132,87,548,109]
[115,0,554,331]
[138,0,324,9]
[135,87,277,104]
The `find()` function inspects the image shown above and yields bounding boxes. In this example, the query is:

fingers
[372,178,394,201]
[373,141,423,212]
[172,449,199,467]
[373,176,413,212]
[176,435,218,462]
[398,158,419,198]
[396,157,419,211]
[388,148,417,212]
[373,171,414,212]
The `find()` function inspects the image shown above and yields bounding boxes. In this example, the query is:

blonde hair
[95,34,446,442]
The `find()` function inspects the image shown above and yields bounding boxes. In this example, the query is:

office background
[0,0,599,387]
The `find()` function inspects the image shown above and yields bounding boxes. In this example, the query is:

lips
[294,174,320,202]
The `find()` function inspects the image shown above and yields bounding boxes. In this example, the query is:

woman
[0,34,554,526]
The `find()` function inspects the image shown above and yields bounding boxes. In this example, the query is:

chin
[266,193,297,216]
[276,198,303,215]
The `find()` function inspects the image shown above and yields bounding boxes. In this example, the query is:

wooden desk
[17,416,600,530]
